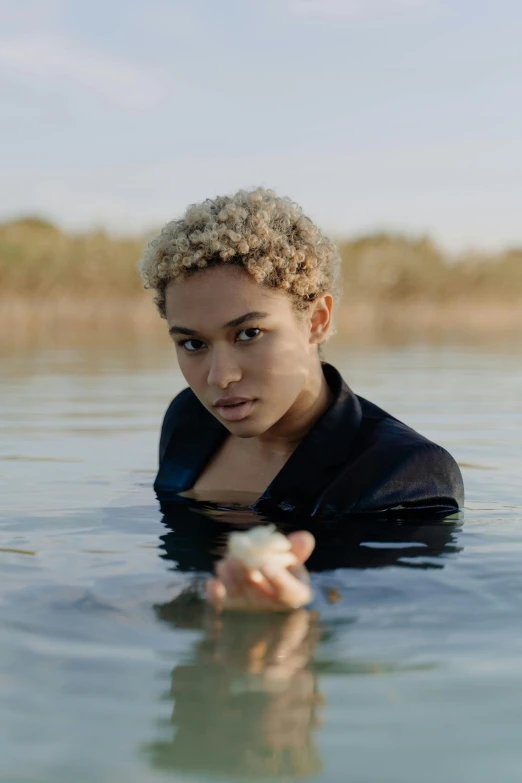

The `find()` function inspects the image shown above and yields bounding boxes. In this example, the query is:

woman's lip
[215,399,256,422]
[213,396,252,406]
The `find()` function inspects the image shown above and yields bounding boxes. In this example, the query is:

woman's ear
[309,294,333,345]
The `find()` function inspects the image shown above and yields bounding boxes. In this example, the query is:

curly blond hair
[139,187,341,319]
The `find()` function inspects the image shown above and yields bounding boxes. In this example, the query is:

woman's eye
[180,339,205,353]
[237,328,261,342]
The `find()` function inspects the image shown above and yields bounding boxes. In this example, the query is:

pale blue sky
[1,0,521,250]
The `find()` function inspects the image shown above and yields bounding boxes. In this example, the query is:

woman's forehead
[165,266,291,328]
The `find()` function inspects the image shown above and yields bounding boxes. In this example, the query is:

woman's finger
[217,556,277,599]
[216,556,246,598]
[261,564,312,608]
[206,577,226,610]
[245,567,278,598]
[287,531,315,564]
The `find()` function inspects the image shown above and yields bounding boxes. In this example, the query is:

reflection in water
[145,502,463,780]
[157,499,463,573]
[149,606,322,779]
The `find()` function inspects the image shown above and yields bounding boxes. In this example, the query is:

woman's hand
[206,531,315,613]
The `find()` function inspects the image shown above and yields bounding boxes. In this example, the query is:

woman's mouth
[214,398,256,422]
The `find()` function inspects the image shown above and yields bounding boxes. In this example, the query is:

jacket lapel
[252,364,363,516]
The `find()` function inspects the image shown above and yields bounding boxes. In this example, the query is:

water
[1,342,521,783]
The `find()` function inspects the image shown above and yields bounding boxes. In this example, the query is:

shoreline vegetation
[3,217,522,347]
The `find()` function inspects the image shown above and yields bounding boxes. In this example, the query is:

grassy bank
[3,217,522,345]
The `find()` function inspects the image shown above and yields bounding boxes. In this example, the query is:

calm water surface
[1,343,521,783]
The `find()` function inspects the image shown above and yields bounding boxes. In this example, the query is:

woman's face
[164,266,329,438]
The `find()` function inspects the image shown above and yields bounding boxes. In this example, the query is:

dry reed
[2,218,522,346]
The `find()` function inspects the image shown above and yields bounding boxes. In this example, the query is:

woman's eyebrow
[225,311,269,328]
[169,325,197,336]
[168,311,269,337]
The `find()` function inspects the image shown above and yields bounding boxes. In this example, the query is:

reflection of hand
[147,598,323,778]
[206,531,315,613]
[241,609,316,687]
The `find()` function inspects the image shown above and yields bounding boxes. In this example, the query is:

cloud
[127,0,203,39]
[0,0,63,30]
[287,0,428,18]
[0,35,166,109]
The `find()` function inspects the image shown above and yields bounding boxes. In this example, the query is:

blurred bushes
[1,217,522,304]
[0,218,144,298]
[338,233,522,302]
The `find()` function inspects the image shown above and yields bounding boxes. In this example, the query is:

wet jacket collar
[251,363,361,514]
[154,363,361,515]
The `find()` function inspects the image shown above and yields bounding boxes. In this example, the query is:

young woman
[140,187,463,611]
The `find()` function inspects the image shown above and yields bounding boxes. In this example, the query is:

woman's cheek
[177,352,202,387]
[250,332,284,365]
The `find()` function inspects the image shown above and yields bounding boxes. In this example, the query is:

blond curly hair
[139,187,341,319]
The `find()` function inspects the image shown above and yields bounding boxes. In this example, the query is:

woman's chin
[209,400,283,439]
[224,419,267,438]
[222,410,280,438]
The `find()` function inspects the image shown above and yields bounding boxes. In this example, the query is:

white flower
[227,524,297,570]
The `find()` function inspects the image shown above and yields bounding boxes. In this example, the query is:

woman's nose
[206,347,242,389]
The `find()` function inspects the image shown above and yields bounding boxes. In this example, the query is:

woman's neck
[252,359,333,459]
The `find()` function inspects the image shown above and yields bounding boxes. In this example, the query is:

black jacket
[154,363,464,519]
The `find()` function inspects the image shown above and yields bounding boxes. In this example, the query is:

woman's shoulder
[158,387,202,463]
[162,386,198,419]
[355,392,440,445]
[335,392,465,515]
